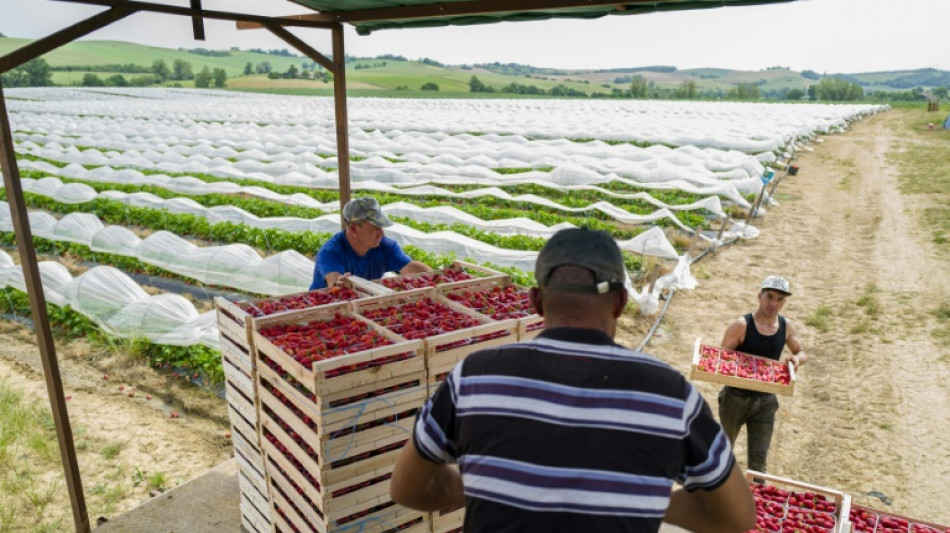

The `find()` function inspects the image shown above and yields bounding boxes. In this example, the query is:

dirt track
[632,109,950,523]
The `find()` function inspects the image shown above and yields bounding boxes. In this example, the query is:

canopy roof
[290,0,799,35]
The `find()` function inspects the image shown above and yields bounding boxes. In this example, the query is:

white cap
[761,276,791,295]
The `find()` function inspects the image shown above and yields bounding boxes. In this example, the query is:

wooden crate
[350,288,518,375]
[436,277,544,342]
[747,470,851,533]
[251,302,425,397]
[215,278,387,348]
[271,491,429,533]
[849,503,949,533]
[688,337,796,396]
[257,361,425,452]
[370,261,509,293]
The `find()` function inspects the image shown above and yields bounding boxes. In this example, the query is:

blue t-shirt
[310,231,413,290]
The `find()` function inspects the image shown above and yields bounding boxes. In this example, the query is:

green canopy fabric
[292,0,800,35]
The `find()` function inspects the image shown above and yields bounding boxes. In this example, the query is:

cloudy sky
[2,0,948,73]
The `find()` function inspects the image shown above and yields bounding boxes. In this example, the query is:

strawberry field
[0,87,887,383]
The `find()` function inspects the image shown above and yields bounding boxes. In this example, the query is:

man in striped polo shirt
[391,228,755,532]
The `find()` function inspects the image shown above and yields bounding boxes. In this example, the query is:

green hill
[1,37,947,97]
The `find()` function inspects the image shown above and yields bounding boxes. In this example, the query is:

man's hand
[783,351,807,370]
[324,272,351,288]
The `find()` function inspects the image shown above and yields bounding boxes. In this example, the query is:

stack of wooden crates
[215,265,543,533]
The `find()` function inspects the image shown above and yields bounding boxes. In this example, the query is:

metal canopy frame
[0,0,799,531]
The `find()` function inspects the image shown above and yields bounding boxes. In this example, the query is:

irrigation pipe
[634,217,759,350]
[637,151,800,351]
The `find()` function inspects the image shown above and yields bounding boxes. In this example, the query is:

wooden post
[745,170,773,227]
[331,23,351,230]
[715,215,729,245]
[647,263,661,294]
[0,82,90,533]
[686,225,702,256]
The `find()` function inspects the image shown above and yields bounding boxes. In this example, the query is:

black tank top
[735,313,786,360]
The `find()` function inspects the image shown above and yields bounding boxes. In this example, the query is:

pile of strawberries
[445,285,537,321]
[240,286,361,317]
[361,298,479,340]
[381,269,473,291]
[698,345,792,386]
[747,484,837,533]
[259,314,393,371]
[850,504,949,533]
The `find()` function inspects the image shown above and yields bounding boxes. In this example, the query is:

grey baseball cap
[761,275,791,295]
[535,228,626,295]
[342,197,393,228]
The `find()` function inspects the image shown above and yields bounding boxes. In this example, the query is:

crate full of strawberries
[849,503,949,533]
[746,471,851,533]
[437,278,544,341]
[371,261,508,292]
[350,288,519,381]
[689,337,796,396]
[215,277,387,347]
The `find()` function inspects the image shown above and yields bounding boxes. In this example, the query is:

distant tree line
[49,63,152,73]
[248,48,298,58]
[1,58,53,87]
[180,47,231,57]
[469,75,588,97]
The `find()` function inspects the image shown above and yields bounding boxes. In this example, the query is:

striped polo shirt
[413,327,735,533]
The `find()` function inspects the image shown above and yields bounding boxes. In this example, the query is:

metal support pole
[0,83,90,533]
[331,23,351,229]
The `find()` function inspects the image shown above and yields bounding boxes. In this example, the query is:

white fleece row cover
[0,250,219,349]
[15,157,732,218]
[7,178,688,272]
[7,88,885,196]
[7,87,885,155]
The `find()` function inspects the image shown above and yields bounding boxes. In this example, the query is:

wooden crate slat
[240,471,272,519]
[225,378,259,432]
[215,296,253,346]
[240,497,273,533]
[431,507,464,533]
[518,315,546,341]
[235,445,267,495]
[330,505,426,533]
[220,330,255,375]
[271,486,321,533]
[271,503,306,533]
[227,404,258,449]
[224,357,256,401]
[267,459,328,530]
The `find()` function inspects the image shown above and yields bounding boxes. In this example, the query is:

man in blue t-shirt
[309,196,431,290]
